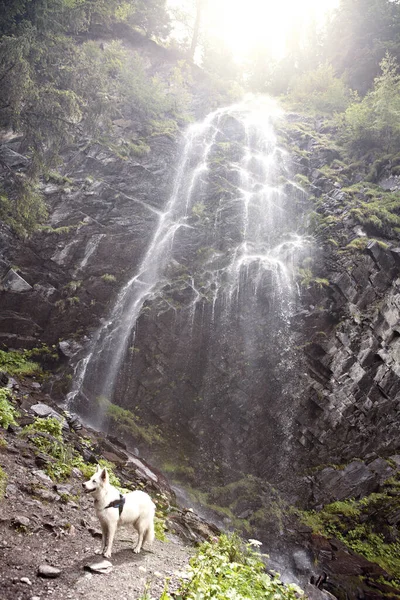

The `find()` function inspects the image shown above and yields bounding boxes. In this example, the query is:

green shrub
[0,389,19,429]
[161,533,303,600]
[288,63,352,113]
[349,189,400,236]
[339,54,400,155]
[0,179,47,237]
[154,515,168,541]
[0,349,41,377]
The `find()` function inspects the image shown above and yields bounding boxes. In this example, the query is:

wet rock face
[2,101,400,516]
[0,132,178,349]
[75,103,313,483]
[296,242,400,468]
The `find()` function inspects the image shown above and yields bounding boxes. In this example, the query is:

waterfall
[68,97,311,466]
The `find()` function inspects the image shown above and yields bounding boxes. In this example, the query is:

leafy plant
[161,533,304,599]
[0,349,41,377]
[154,515,168,542]
[0,389,19,429]
[339,53,400,155]
[288,63,352,113]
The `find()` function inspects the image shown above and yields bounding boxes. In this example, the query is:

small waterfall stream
[69,97,311,472]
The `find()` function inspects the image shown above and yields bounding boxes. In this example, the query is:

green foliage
[297,481,400,580]
[0,466,7,500]
[24,416,63,439]
[22,416,78,481]
[101,273,117,283]
[298,268,329,289]
[0,2,186,236]
[191,202,206,219]
[161,533,304,600]
[345,183,400,237]
[64,280,82,293]
[75,457,126,490]
[345,237,370,252]
[0,349,41,377]
[21,416,126,485]
[154,515,168,542]
[162,462,195,481]
[0,389,19,429]
[126,140,151,157]
[0,179,47,237]
[339,54,400,155]
[324,0,400,94]
[288,63,352,113]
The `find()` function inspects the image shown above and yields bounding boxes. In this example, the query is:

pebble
[13,515,30,528]
[84,559,113,574]
[33,470,53,484]
[37,564,62,579]
[20,577,32,585]
[31,597,41,600]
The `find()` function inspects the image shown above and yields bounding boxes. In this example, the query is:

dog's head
[82,465,109,494]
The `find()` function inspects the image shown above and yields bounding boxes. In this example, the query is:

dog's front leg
[103,522,117,558]
[96,521,108,555]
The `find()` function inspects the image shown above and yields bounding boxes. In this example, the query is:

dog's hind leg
[133,522,146,554]
[143,521,155,548]
[103,522,117,558]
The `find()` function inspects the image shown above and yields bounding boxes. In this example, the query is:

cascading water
[69,96,311,479]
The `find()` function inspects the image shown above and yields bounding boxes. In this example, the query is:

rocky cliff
[1,40,400,598]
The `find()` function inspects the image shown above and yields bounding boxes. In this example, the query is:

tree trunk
[189,0,204,61]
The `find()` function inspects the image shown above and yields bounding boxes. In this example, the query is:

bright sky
[168,0,340,62]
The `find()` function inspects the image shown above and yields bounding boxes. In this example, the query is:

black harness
[104,493,125,517]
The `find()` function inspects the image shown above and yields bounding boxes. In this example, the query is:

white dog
[82,465,155,558]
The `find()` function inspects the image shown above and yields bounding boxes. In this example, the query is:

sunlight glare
[204,0,339,61]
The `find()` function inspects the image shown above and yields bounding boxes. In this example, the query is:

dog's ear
[96,464,101,473]
[100,467,108,482]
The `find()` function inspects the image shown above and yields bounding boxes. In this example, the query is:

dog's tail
[145,502,156,546]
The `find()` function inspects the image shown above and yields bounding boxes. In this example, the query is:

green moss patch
[98,399,164,447]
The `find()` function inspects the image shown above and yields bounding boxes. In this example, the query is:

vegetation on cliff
[0,0,191,236]
[297,478,400,585]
